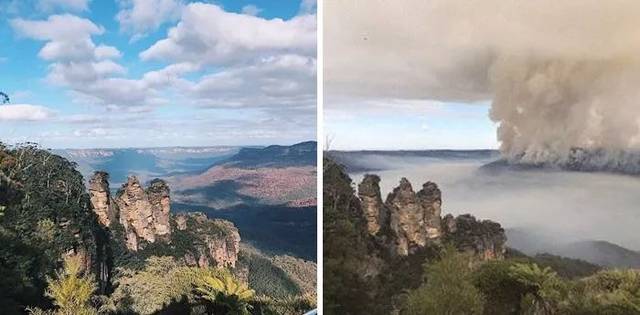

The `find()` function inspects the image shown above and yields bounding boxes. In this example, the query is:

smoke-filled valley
[329,150,640,267]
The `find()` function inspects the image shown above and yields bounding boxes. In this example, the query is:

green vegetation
[27,256,98,315]
[403,246,485,315]
[325,156,640,315]
[194,271,255,315]
[401,249,640,315]
[323,158,375,314]
[0,143,315,315]
[0,143,102,314]
[251,293,316,315]
[108,256,194,314]
[506,249,602,279]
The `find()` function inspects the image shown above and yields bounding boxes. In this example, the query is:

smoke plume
[325,0,640,163]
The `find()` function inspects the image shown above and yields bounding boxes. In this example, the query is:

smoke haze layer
[335,152,640,252]
[325,0,640,163]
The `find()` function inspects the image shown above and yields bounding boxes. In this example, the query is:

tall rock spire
[89,172,117,227]
[358,174,388,235]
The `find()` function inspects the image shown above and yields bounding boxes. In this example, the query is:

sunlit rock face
[88,172,117,227]
[174,212,241,268]
[146,179,172,241]
[89,172,241,266]
[115,176,159,250]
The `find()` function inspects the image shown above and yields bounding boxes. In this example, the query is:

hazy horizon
[339,151,640,252]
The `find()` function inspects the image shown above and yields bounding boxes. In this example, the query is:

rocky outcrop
[356,175,504,260]
[88,172,240,268]
[386,178,442,255]
[146,179,171,240]
[89,172,117,227]
[114,176,160,250]
[175,212,241,268]
[358,175,388,235]
[442,214,506,260]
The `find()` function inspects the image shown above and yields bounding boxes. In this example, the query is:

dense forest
[0,142,315,315]
[323,157,640,315]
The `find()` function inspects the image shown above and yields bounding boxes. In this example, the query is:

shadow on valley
[176,180,261,208]
[173,203,317,261]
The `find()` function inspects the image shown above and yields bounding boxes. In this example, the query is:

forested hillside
[0,143,315,315]
[324,157,640,315]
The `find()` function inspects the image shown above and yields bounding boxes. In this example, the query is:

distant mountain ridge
[481,148,640,176]
[506,228,640,268]
[56,146,240,185]
[171,141,317,209]
[328,149,499,172]
[226,141,317,168]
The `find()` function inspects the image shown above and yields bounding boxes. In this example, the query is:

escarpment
[442,213,506,260]
[175,212,241,268]
[357,174,505,260]
[88,172,240,267]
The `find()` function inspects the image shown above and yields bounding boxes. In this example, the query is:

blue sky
[325,101,498,150]
[324,98,498,150]
[0,0,316,149]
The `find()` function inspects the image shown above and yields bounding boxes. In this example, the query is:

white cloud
[95,45,122,59]
[116,0,183,41]
[241,4,262,16]
[141,62,197,87]
[140,3,316,66]
[186,54,316,109]
[11,14,102,41]
[37,0,90,12]
[7,1,316,143]
[11,15,116,62]
[9,15,154,108]
[0,104,55,121]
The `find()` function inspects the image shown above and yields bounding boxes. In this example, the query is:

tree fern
[509,263,566,315]
[27,255,97,315]
[193,270,255,315]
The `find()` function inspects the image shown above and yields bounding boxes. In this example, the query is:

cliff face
[356,174,505,260]
[358,175,387,235]
[88,172,240,268]
[88,172,117,227]
[146,179,172,239]
[175,212,241,268]
[114,176,159,250]
[386,178,442,256]
[442,214,506,260]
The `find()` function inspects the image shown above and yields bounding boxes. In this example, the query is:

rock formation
[145,179,172,240]
[324,158,507,314]
[175,212,241,268]
[386,178,442,255]
[356,175,505,259]
[114,176,165,250]
[89,172,117,227]
[358,175,388,235]
[442,214,506,260]
[88,171,240,268]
